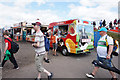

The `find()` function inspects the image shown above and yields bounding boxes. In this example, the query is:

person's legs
[92,67,99,75]
[1,56,7,67]
[105,59,117,78]
[9,53,18,68]
[54,49,56,55]
[109,71,116,78]
[86,55,100,78]
[44,52,50,63]
[35,54,52,79]
[52,49,54,52]
[37,72,41,79]
[43,69,51,76]
[35,55,44,79]
[86,66,99,79]
[52,43,55,55]
[52,48,55,55]
[55,43,58,56]
[43,69,53,80]
[44,52,48,60]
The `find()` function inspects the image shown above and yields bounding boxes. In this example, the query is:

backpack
[105,36,119,57]
[5,38,19,53]
[44,36,50,51]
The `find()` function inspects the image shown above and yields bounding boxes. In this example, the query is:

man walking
[32,22,53,80]
[86,27,117,79]
[1,32,19,69]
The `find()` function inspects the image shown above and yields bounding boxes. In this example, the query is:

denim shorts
[53,43,58,50]
[94,55,112,67]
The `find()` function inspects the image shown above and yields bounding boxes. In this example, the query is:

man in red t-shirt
[1,32,19,69]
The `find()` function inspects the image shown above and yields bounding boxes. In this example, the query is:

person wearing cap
[32,22,53,80]
[86,27,116,79]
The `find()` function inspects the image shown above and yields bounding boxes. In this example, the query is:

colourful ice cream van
[48,19,94,56]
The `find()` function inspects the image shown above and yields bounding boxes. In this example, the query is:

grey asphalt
[1,40,119,79]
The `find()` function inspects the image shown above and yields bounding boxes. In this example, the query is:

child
[52,31,58,56]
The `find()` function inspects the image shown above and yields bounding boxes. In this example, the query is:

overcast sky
[0,0,119,28]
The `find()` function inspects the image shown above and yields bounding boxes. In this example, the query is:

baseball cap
[98,27,107,32]
[32,22,41,26]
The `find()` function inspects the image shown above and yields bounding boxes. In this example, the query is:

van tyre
[62,47,69,56]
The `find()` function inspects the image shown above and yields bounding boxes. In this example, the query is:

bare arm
[108,45,113,55]
[4,43,8,54]
[107,45,113,59]
[32,42,40,48]
[47,36,50,39]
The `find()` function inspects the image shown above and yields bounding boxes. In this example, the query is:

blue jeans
[94,55,112,67]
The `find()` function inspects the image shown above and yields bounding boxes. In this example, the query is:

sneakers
[44,58,50,63]
[13,67,19,70]
[53,54,58,56]
[35,78,41,80]
[56,54,58,56]
[48,72,53,80]
[86,73,95,79]
[111,78,117,80]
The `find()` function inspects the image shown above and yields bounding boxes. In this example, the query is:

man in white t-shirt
[86,27,116,79]
[32,22,53,80]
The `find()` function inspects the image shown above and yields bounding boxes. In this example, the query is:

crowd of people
[0,21,118,80]
[93,18,120,30]
[0,22,62,80]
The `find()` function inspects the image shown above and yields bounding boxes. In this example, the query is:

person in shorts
[32,22,53,80]
[86,27,116,79]
[52,31,58,56]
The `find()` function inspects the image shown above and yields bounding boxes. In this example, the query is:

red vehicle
[48,19,94,56]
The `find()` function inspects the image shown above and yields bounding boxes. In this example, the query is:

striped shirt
[34,30,46,55]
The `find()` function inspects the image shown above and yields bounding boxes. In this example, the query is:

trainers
[48,72,53,80]
[13,67,19,70]
[56,54,58,56]
[86,73,95,79]
[111,77,117,80]
[53,54,55,56]
[35,78,41,80]
[44,58,50,63]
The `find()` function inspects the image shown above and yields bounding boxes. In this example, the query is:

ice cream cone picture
[65,39,76,53]
[69,25,75,34]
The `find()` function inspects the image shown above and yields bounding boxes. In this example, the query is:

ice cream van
[48,19,94,56]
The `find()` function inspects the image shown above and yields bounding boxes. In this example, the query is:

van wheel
[62,47,69,56]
